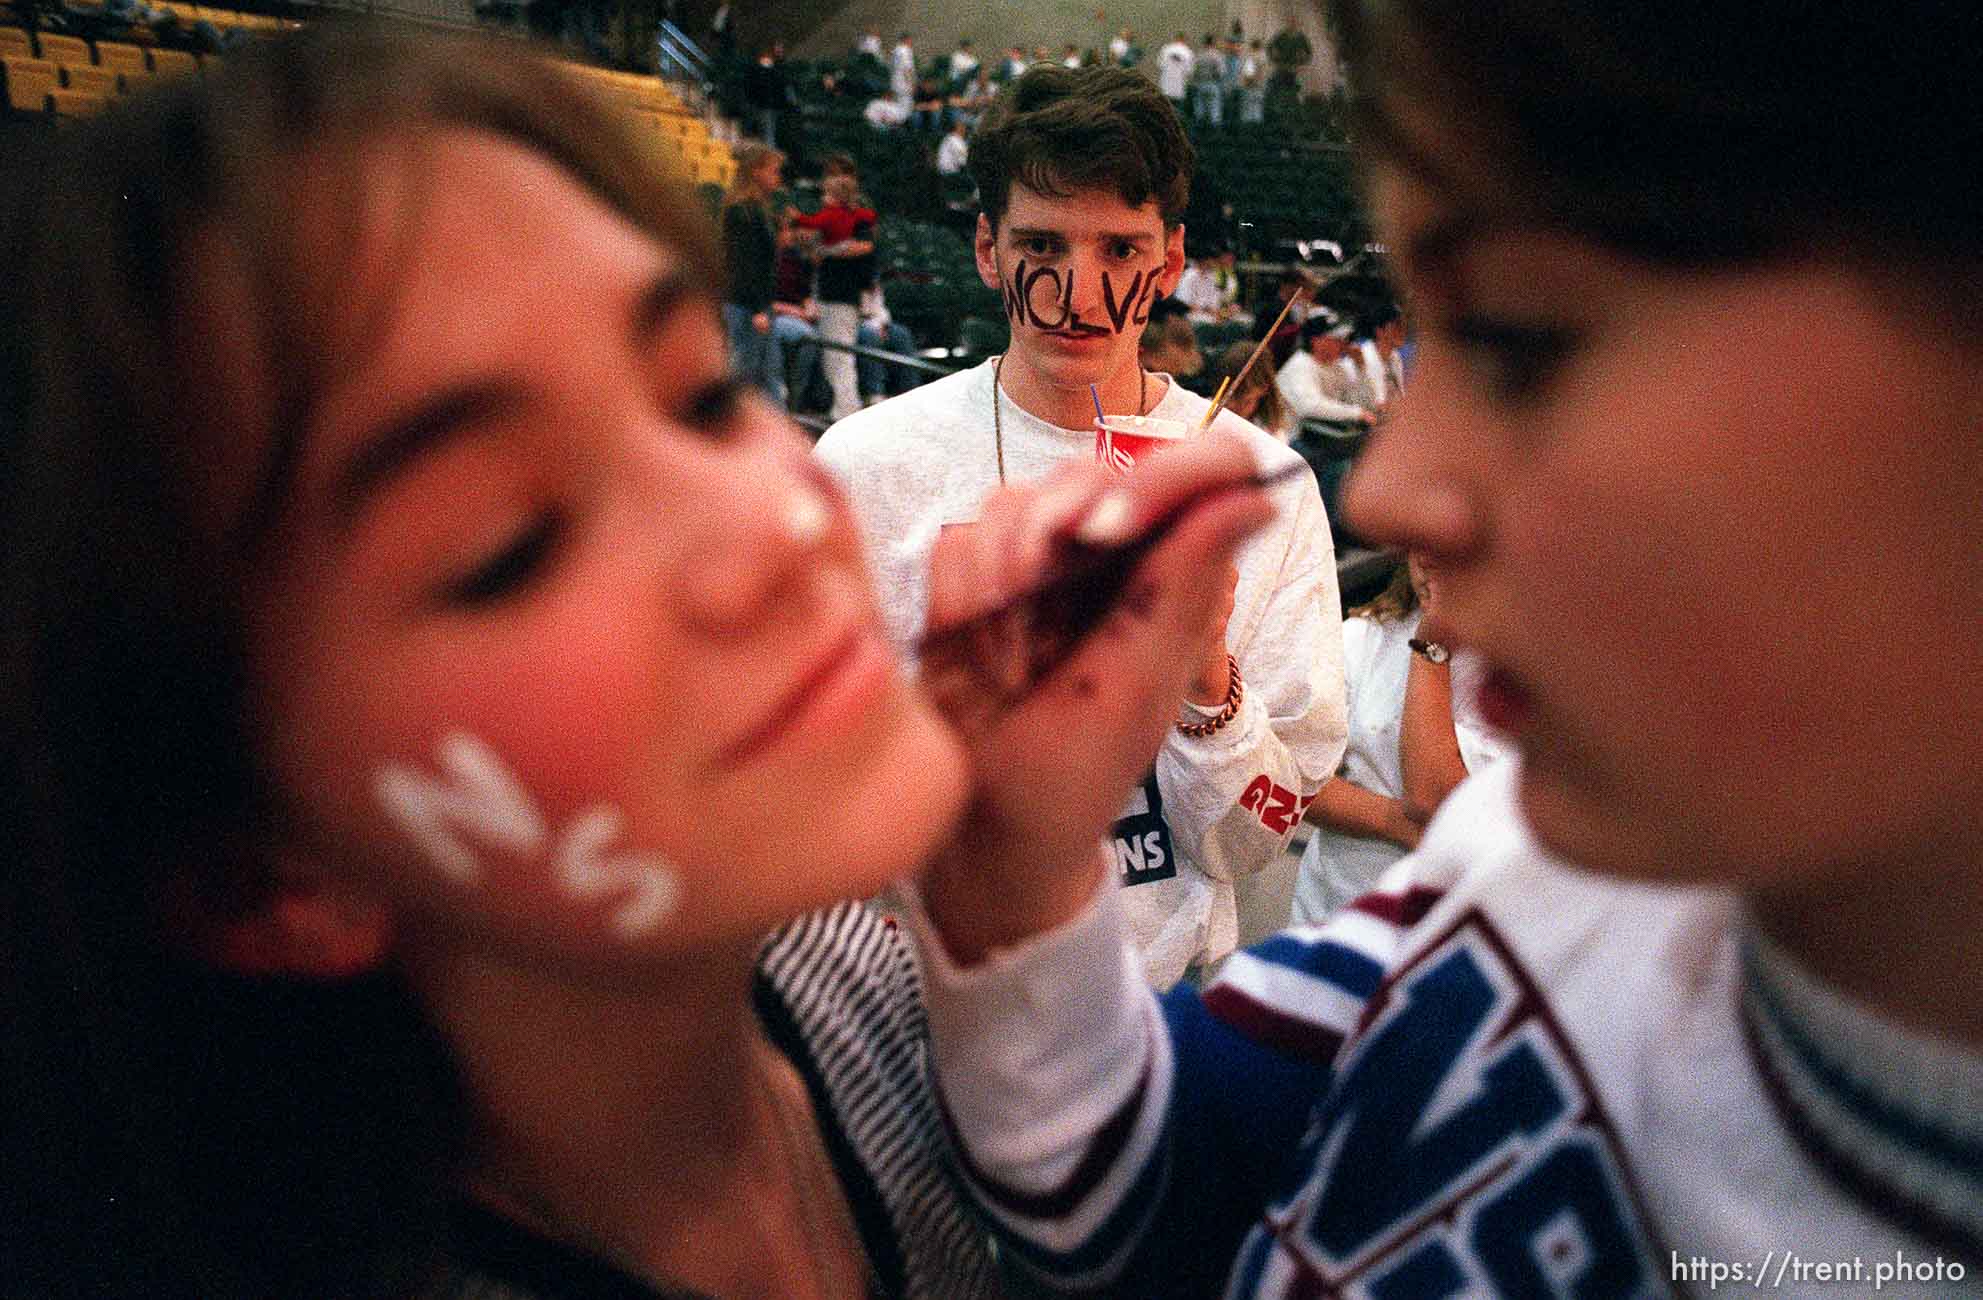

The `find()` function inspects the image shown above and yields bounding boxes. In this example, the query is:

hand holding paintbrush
[917,437,1296,732]
[914,432,1284,961]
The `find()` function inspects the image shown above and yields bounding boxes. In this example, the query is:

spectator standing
[888,31,915,107]
[1060,43,1082,69]
[741,43,791,148]
[1266,19,1313,92]
[1157,32,1193,106]
[854,25,881,58]
[1109,26,1138,67]
[719,142,787,403]
[1190,34,1227,127]
[1238,39,1267,123]
[707,0,735,58]
[815,65,1347,988]
[947,36,978,86]
[792,172,878,420]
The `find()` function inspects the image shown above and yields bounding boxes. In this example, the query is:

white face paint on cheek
[782,481,830,546]
[373,731,683,938]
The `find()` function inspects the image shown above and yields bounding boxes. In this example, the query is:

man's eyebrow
[332,380,526,527]
[1006,226,1070,242]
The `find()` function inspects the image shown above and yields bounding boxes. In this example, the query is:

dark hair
[1329,0,1983,285]
[968,63,1194,230]
[1,24,714,1295]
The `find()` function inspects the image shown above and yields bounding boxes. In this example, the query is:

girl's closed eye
[1448,314,1581,405]
[442,509,566,608]
[680,375,751,436]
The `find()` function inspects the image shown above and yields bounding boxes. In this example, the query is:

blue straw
[1090,384,1106,421]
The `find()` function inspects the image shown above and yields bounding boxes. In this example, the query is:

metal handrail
[803,332,963,378]
[654,18,709,86]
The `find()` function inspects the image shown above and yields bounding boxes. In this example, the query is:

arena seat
[0,25,31,59]
[45,84,108,115]
[149,46,196,78]
[95,40,150,80]
[33,31,91,67]
[61,62,120,96]
[2,53,58,112]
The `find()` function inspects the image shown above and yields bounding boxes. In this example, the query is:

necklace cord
[992,353,1148,486]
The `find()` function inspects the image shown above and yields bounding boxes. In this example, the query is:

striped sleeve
[902,871,1448,1295]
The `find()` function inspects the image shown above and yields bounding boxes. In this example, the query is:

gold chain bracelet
[1177,654,1243,738]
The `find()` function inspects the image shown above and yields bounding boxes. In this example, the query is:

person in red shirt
[791,174,878,419]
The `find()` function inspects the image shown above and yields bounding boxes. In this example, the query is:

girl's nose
[1341,388,1483,566]
[671,413,838,632]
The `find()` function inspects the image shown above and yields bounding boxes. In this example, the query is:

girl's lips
[716,625,892,770]
[1475,663,1534,734]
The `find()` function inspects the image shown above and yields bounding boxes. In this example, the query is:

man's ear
[163,841,394,981]
[974,212,1002,291]
[1161,223,1187,294]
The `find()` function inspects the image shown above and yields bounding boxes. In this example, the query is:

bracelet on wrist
[1178,654,1243,738]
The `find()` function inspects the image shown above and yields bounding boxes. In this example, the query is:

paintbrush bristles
[1201,285,1308,431]
[1197,377,1232,432]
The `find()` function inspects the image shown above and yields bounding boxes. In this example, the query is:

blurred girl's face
[752,153,783,194]
[222,129,966,967]
[1346,142,1983,898]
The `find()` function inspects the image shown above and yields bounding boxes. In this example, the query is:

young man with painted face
[816,65,1347,987]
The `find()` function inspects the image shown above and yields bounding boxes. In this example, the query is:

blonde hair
[725,141,784,206]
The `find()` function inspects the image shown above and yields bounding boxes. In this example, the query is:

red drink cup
[1095,413,1192,474]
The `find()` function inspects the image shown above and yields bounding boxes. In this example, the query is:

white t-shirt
[1157,41,1193,99]
[815,361,1348,985]
[1277,348,1369,425]
[935,131,968,175]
